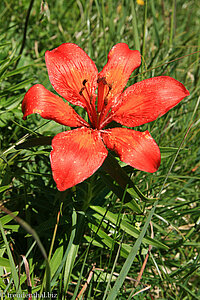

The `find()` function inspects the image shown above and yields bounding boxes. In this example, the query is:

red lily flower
[22,43,189,191]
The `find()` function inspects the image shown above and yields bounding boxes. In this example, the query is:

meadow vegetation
[0,0,199,299]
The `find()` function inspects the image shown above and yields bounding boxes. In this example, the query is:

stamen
[104,84,112,104]
[83,80,93,104]
[79,87,85,95]
[82,79,88,86]
[79,79,89,96]
[79,78,97,128]
[97,77,112,100]
[89,95,93,104]
[104,97,108,106]
[107,83,112,90]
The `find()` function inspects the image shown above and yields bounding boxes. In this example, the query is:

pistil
[97,77,113,129]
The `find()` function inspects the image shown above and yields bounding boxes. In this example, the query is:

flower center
[97,77,112,107]
[79,78,113,130]
[97,77,114,129]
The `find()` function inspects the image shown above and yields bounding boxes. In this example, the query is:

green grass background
[0,0,199,299]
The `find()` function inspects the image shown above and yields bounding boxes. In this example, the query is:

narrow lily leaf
[0,79,33,95]
[102,153,152,201]
[15,136,53,149]
[90,205,168,249]
[178,283,200,300]
[0,185,11,193]
[87,223,132,258]
[1,65,31,79]
[84,235,104,248]
[160,146,188,159]
[50,227,77,287]
[0,42,11,49]
[93,269,118,282]
[100,171,143,213]
[0,257,11,268]
[0,58,10,72]
[123,200,144,212]
[63,243,79,293]
[106,203,157,300]
[3,225,20,232]
[63,210,86,294]
[0,211,18,225]
[71,245,91,300]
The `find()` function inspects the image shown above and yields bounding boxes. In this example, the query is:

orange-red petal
[112,76,190,127]
[45,43,98,109]
[102,128,161,173]
[97,43,141,112]
[22,84,88,127]
[50,128,108,191]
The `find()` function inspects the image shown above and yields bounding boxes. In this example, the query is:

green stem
[15,0,35,68]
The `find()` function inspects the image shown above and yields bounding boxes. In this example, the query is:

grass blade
[0,206,51,299]
[0,221,21,293]
[131,0,140,51]
[106,201,158,299]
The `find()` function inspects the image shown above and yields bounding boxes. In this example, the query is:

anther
[104,97,108,106]
[97,77,107,85]
[90,95,93,104]
[97,77,112,90]
[108,83,112,91]
[79,87,85,95]
[79,80,93,104]
[82,79,88,86]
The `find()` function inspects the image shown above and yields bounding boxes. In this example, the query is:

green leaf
[90,206,168,250]
[49,245,64,279]
[0,185,10,193]
[178,283,200,299]
[106,203,157,300]
[0,257,11,268]
[87,223,132,259]
[15,136,53,149]
[160,146,188,159]
[0,212,19,225]
[63,210,86,295]
[1,65,32,79]
[1,78,33,94]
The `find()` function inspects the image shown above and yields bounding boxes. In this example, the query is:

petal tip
[148,158,161,173]
[185,89,190,96]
